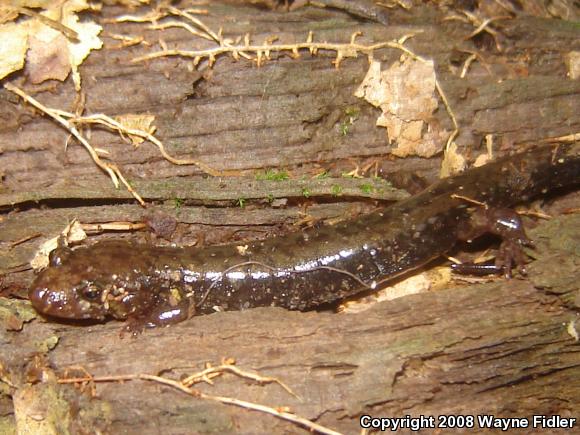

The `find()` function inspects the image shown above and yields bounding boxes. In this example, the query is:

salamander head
[29,265,109,320]
[29,242,148,321]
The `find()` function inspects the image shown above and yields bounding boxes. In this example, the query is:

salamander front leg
[123,295,195,336]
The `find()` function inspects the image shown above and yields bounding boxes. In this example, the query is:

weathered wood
[0,176,407,208]
[0,1,579,434]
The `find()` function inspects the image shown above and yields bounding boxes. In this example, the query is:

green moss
[338,106,360,136]
[0,298,37,333]
[331,185,343,196]
[339,122,350,136]
[359,183,374,194]
[255,169,289,181]
[173,198,184,210]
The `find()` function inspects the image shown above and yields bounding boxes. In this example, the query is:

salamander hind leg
[455,207,533,278]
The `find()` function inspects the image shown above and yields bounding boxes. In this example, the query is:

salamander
[29,143,580,330]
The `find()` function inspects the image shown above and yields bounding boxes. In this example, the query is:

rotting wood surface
[0,1,579,434]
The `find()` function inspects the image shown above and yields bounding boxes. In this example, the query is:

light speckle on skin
[227,271,246,280]
[236,245,249,255]
[252,271,271,279]
[159,308,182,321]
[183,272,199,284]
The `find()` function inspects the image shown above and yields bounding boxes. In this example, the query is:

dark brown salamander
[29,143,579,329]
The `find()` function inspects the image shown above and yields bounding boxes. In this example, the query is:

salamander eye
[81,283,102,300]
